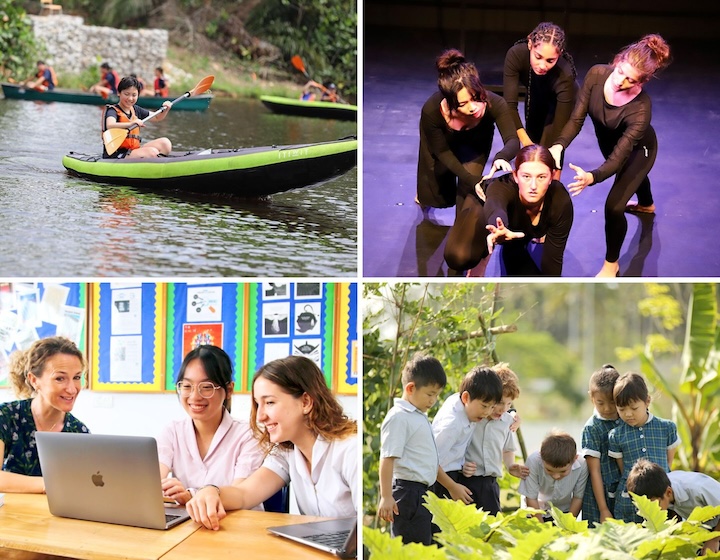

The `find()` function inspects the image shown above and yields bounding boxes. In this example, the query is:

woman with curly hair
[186,355,357,530]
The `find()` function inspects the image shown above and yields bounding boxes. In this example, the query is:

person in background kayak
[101,75,172,159]
[89,62,120,98]
[25,60,57,92]
[300,80,321,101]
[154,67,170,97]
[321,82,339,102]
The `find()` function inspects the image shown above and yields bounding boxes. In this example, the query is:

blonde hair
[493,362,520,400]
[9,337,85,398]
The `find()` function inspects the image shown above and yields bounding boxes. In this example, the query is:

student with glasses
[158,345,264,506]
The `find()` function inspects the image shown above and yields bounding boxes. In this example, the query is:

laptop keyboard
[165,513,183,524]
[304,530,350,548]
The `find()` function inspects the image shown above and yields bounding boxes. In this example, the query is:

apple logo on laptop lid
[92,471,105,487]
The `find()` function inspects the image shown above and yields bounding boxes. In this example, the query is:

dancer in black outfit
[503,22,577,147]
[416,49,519,210]
[444,144,573,276]
[549,34,672,277]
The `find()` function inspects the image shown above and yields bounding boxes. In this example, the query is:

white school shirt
[465,412,515,477]
[262,433,357,518]
[431,392,476,472]
[668,470,720,529]
[381,398,439,486]
[519,451,588,513]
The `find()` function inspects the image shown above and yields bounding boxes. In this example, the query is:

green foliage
[626,284,720,474]
[364,493,720,558]
[363,282,511,519]
[0,0,41,80]
[246,0,357,96]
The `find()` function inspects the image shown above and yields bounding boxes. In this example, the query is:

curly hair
[250,356,357,453]
[9,336,85,399]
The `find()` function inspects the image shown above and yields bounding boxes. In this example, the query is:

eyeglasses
[176,381,222,398]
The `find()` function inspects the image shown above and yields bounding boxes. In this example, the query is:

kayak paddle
[290,56,349,105]
[103,75,214,156]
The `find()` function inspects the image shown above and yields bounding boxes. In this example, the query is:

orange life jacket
[101,104,141,151]
[154,77,169,97]
[34,66,57,90]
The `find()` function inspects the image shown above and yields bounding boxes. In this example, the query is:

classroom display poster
[164,283,245,391]
[90,283,165,392]
[247,282,358,393]
[0,282,87,387]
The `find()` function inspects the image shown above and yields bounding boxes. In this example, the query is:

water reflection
[0,97,357,276]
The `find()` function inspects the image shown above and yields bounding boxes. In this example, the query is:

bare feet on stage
[596,260,620,278]
[625,203,655,214]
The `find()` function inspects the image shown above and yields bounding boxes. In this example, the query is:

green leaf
[632,492,673,533]
[687,505,720,525]
[551,505,590,534]
[363,527,447,559]
[424,492,490,534]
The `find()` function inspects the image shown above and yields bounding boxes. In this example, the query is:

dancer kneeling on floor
[444,144,573,276]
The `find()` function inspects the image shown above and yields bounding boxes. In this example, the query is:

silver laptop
[267,516,357,558]
[36,432,191,530]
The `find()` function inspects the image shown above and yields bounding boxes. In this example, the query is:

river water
[0,96,357,277]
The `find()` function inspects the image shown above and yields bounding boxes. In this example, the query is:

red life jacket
[33,66,57,91]
[101,104,141,151]
[154,77,169,97]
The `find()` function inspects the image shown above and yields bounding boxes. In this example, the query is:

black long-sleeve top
[503,42,577,145]
[553,64,652,184]
[419,90,520,187]
[484,174,574,276]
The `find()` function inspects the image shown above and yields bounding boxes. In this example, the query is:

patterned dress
[608,413,679,522]
[0,399,89,475]
[581,411,622,525]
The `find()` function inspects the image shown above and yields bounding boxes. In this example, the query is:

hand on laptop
[162,476,192,505]
[186,486,227,530]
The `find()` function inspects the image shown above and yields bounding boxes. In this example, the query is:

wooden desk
[160,510,334,560]
[1,494,343,559]
[0,493,199,560]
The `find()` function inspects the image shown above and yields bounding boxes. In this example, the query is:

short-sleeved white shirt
[465,412,515,477]
[262,433,357,518]
[381,398,439,486]
[668,470,720,528]
[518,451,588,513]
[431,392,475,472]
[157,409,264,489]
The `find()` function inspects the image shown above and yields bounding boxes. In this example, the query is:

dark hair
[514,144,557,172]
[250,356,357,452]
[459,366,503,403]
[117,75,141,93]
[626,458,670,499]
[540,429,577,468]
[156,66,164,73]
[401,353,447,389]
[513,22,577,79]
[101,62,111,69]
[589,364,620,396]
[9,336,85,399]
[176,345,234,412]
[613,372,649,407]
[612,33,672,82]
[436,48,487,112]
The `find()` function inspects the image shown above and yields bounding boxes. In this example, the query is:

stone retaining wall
[30,15,168,85]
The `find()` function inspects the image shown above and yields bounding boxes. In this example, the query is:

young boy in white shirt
[378,353,447,545]
[627,458,720,554]
[431,366,504,504]
[519,430,588,522]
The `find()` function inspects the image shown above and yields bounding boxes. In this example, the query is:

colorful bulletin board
[247,282,358,394]
[164,283,247,391]
[90,283,165,392]
[0,282,87,388]
[335,283,358,395]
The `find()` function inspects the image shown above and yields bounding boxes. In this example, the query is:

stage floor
[362,28,720,277]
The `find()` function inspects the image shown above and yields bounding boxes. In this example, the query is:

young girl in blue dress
[608,372,680,522]
[581,364,622,526]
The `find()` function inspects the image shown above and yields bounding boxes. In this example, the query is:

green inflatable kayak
[260,95,357,121]
[62,137,357,197]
